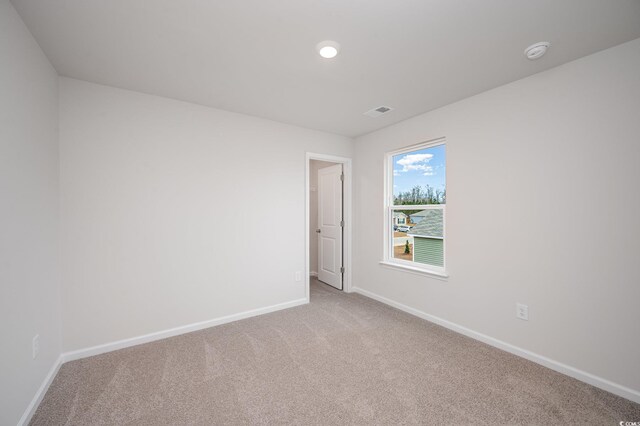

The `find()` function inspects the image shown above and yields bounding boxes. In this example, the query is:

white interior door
[317,164,343,290]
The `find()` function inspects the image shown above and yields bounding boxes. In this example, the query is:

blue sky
[393,144,446,196]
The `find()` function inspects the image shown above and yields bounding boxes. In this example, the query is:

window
[383,139,446,276]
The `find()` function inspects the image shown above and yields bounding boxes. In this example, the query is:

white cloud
[393,170,400,176]
[396,153,433,173]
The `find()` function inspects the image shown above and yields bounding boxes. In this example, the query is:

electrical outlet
[32,334,40,359]
[516,303,529,321]
[294,271,302,282]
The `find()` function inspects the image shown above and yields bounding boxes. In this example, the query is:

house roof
[393,212,407,218]
[409,210,428,218]
[407,209,443,238]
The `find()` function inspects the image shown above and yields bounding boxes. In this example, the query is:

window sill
[379,261,449,281]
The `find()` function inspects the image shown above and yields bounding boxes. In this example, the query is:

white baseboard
[18,355,63,426]
[352,286,640,404]
[62,297,308,363]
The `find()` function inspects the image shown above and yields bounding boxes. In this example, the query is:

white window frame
[381,138,448,279]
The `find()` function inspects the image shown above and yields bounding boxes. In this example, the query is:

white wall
[353,38,640,395]
[309,160,338,275]
[59,78,353,352]
[0,1,61,424]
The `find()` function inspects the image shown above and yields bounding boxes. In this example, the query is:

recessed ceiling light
[317,41,340,59]
[524,42,550,60]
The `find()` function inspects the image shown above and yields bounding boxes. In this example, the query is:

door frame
[305,152,353,300]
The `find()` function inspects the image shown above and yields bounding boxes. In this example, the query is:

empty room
[2,0,640,424]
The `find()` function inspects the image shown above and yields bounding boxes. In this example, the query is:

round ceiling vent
[524,42,550,60]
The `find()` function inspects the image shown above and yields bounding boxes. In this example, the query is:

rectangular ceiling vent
[363,105,394,118]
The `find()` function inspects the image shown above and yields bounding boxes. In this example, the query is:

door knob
[316,229,321,233]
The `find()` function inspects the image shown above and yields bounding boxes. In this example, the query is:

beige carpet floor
[32,278,640,425]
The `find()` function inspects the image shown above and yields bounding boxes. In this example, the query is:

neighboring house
[407,209,444,267]
[393,211,408,226]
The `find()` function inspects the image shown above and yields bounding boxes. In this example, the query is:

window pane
[391,207,444,267]
[393,144,446,205]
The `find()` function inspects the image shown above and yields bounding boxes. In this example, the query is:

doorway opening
[305,153,352,301]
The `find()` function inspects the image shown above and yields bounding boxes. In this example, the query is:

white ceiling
[11,0,640,137]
